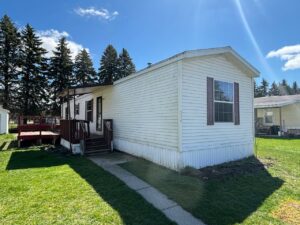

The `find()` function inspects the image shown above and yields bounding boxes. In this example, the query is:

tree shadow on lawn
[121,157,284,225]
[192,157,284,225]
[5,150,174,225]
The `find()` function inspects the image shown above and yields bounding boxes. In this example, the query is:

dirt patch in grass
[181,156,275,181]
[272,200,300,225]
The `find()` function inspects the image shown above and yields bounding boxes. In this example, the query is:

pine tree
[18,24,48,115]
[268,82,280,96]
[98,44,118,84]
[292,81,299,95]
[49,37,73,115]
[74,49,96,85]
[0,15,20,111]
[279,79,291,95]
[260,79,269,96]
[254,80,261,97]
[116,48,136,81]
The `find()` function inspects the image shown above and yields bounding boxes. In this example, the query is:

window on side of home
[214,80,234,122]
[265,111,273,124]
[86,100,93,122]
[75,103,80,115]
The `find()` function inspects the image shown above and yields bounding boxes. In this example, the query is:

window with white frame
[214,80,234,122]
[265,111,273,124]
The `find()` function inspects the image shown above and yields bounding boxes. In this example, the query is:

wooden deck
[19,131,60,137]
[17,116,61,146]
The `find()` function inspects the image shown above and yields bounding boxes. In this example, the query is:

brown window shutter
[207,77,214,125]
[234,82,240,125]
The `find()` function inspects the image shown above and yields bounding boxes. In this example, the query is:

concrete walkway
[88,153,205,225]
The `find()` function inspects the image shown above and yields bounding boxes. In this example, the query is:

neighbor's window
[214,80,234,122]
[265,111,273,124]
[75,103,80,115]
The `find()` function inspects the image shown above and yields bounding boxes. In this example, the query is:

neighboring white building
[61,47,259,170]
[254,95,300,135]
[0,105,9,134]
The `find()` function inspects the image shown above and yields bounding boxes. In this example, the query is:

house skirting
[114,138,253,170]
[114,137,181,170]
[181,142,254,169]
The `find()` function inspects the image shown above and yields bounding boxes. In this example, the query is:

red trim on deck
[17,116,61,144]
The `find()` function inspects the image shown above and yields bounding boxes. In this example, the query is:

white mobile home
[61,47,259,170]
[0,105,9,134]
[254,95,300,136]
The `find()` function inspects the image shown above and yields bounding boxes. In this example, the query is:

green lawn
[0,136,174,225]
[121,138,300,225]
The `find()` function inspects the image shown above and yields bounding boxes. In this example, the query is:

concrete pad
[138,186,177,210]
[101,164,134,179]
[89,152,136,165]
[163,205,205,225]
[88,155,206,225]
[117,175,150,191]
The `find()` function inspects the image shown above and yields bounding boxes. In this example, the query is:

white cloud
[37,29,88,60]
[74,7,119,20]
[267,44,300,71]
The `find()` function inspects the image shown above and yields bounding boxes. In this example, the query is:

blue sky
[1,0,299,84]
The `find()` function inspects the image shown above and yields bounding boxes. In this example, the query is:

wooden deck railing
[103,119,113,150]
[60,119,90,144]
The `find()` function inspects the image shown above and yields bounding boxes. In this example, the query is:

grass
[9,122,18,129]
[121,138,300,225]
[0,135,174,225]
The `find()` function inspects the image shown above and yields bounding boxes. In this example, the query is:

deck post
[73,88,76,120]
[39,116,42,144]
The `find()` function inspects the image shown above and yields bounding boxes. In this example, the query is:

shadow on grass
[121,157,284,225]
[0,140,18,151]
[194,158,284,225]
[5,150,174,225]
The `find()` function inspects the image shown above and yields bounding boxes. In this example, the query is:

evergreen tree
[279,79,291,95]
[0,15,20,111]
[292,81,299,95]
[116,48,136,80]
[49,37,73,115]
[18,24,48,115]
[98,44,118,84]
[254,80,261,97]
[260,79,269,96]
[74,49,96,85]
[268,82,280,96]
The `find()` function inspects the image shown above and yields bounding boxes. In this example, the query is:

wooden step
[85,145,109,152]
[84,149,111,155]
[86,137,105,142]
[86,140,107,147]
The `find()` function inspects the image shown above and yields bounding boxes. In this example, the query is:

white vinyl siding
[181,55,254,168]
[281,103,300,130]
[101,63,179,149]
[0,107,9,134]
